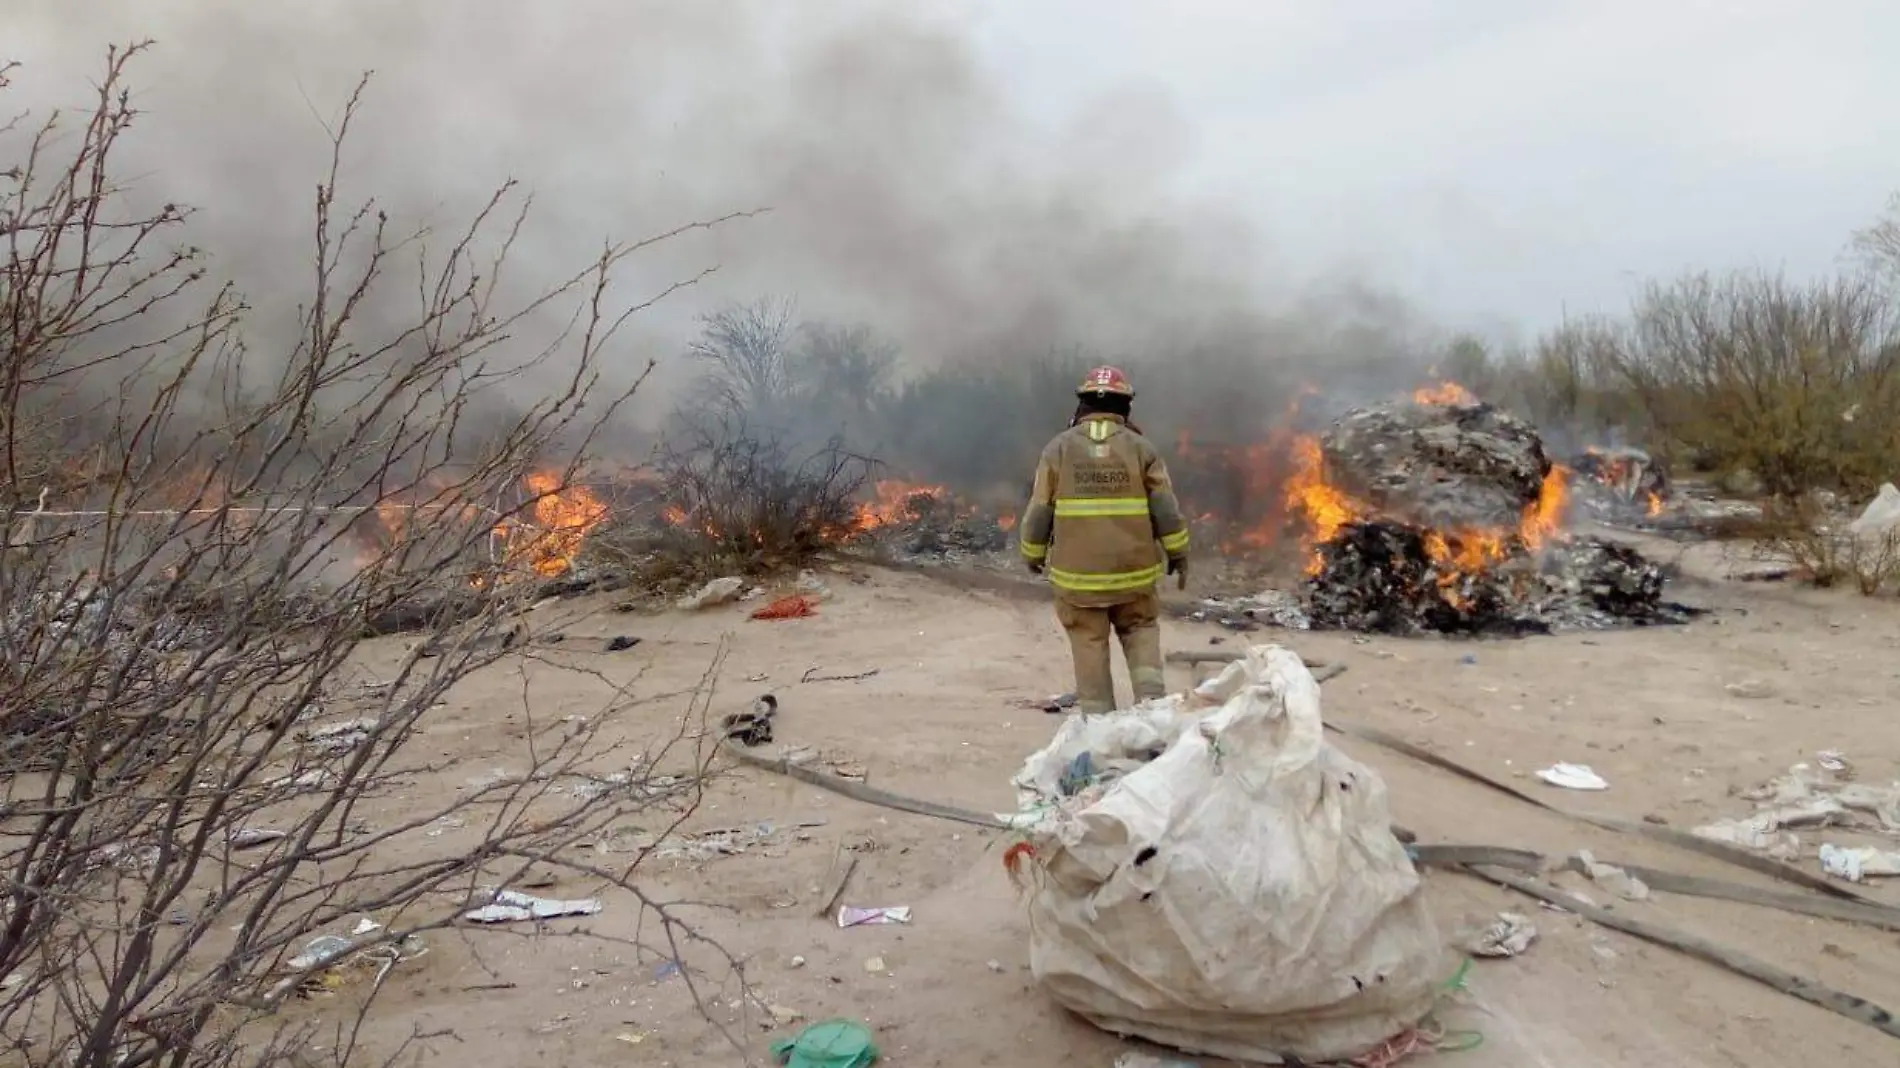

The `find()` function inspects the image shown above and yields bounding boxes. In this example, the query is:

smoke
[9,1,1444,468]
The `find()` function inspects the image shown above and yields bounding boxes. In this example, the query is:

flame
[1284,433,1571,588]
[1412,381,1479,406]
[1283,436,1365,574]
[851,479,950,531]
[492,471,609,577]
[1645,491,1664,517]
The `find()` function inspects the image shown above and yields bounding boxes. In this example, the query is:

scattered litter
[747,672,771,683]
[1459,654,1478,666]
[1182,589,1309,631]
[461,890,603,924]
[768,1004,805,1025]
[297,718,378,755]
[752,594,819,621]
[1576,850,1650,901]
[1817,750,1854,777]
[987,959,1005,973]
[796,570,833,602]
[1724,679,1775,700]
[722,695,779,747]
[652,822,788,862]
[789,955,807,969]
[801,666,879,683]
[653,960,681,982]
[862,956,887,973]
[837,906,911,928]
[679,576,746,610]
[1693,762,1900,856]
[770,1019,878,1068]
[604,635,641,652]
[1536,763,1608,791]
[614,1032,647,1045]
[229,827,287,850]
[351,917,383,936]
[288,936,354,971]
[1466,912,1538,958]
[1819,843,1900,883]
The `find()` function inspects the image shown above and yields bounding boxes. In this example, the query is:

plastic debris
[837,906,911,928]
[679,576,746,611]
[1535,763,1608,791]
[229,827,288,850]
[461,889,603,924]
[862,956,887,973]
[1819,843,1900,883]
[1467,912,1537,958]
[770,1019,878,1068]
[1817,750,1853,777]
[289,935,354,971]
[1576,850,1650,901]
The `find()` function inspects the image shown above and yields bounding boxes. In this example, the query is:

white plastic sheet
[1007,645,1446,1063]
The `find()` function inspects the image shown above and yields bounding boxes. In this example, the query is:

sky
[9,0,1898,365]
[973,0,1900,331]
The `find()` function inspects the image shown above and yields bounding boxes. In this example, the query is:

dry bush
[1751,495,1900,594]
[652,413,871,576]
[1,45,758,1068]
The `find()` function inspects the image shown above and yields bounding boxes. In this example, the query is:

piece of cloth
[1055,590,1165,713]
[1017,414,1189,608]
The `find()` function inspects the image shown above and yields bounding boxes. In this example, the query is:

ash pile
[1305,400,1698,636]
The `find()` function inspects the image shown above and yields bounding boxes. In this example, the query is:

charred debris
[1195,398,1704,639]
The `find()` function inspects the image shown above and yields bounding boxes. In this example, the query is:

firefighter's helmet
[1076,365,1135,398]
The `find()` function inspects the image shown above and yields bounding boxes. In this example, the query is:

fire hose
[717,659,1900,1044]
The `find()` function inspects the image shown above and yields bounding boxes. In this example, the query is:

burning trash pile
[1279,396,1698,636]
[844,480,1013,563]
[1568,446,1671,524]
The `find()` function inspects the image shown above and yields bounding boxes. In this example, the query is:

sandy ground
[305,532,1900,1068]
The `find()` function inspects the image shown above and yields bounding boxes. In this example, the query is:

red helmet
[1076,365,1135,398]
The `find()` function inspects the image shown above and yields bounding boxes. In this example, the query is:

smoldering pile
[1191,400,1701,638]
[874,491,1012,563]
[1568,446,1672,525]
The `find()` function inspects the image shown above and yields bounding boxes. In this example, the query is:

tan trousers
[1054,591,1165,714]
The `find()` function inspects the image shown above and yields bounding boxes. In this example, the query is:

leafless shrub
[652,413,871,575]
[684,296,800,422]
[1751,494,1900,595]
[1,45,757,1068]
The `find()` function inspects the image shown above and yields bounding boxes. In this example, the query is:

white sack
[1010,645,1445,1063]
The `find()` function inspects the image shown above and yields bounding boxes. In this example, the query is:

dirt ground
[315,529,1900,1068]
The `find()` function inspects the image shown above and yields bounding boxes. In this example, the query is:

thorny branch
[1,46,759,1068]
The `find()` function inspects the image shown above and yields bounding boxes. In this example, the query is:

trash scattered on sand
[1467,912,1538,958]
[461,890,603,924]
[862,956,887,973]
[1576,850,1650,901]
[679,576,746,610]
[1536,763,1609,791]
[801,666,879,683]
[289,935,355,971]
[837,906,911,928]
[1817,750,1854,778]
[1819,843,1900,883]
[297,718,378,755]
[771,1019,878,1068]
[229,827,287,850]
[604,635,641,652]
[1724,679,1775,700]
[1692,762,1900,858]
[722,695,778,746]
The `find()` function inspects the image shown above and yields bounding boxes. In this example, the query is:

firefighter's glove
[1168,555,1188,589]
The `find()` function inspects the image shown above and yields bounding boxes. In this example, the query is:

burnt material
[1306,520,1699,637]
[1322,402,1551,530]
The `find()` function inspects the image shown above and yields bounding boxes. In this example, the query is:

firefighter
[1016,366,1190,714]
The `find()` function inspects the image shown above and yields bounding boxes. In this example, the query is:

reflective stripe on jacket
[1017,414,1189,606]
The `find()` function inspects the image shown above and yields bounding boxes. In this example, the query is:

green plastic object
[770,1019,878,1068]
